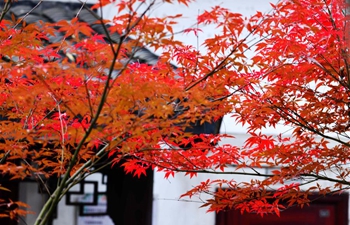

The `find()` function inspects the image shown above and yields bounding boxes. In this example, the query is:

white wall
[18,182,47,225]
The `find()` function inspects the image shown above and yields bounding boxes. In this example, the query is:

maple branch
[58,142,118,201]
[0,0,11,23]
[27,100,62,133]
[169,168,272,178]
[272,104,350,148]
[35,15,124,225]
[12,0,43,29]
[311,54,349,90]
[184,43,239,91]
[0,151,10,165]
[83,80,94,118]
[184,7,271,92]
[35,2,159,224]
[139,152,350,189]
[36,40,121,225]
[78,1,116,53]
[300,173,350,186]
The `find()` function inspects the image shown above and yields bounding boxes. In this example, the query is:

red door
[216,194,348,225]
[247,205,335,225]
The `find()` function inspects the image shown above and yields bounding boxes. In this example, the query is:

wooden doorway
[216,194,348,225]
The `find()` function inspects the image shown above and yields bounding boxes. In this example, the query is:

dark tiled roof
[1,0,161,65]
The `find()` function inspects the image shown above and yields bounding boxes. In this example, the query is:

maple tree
[0,0,349,224]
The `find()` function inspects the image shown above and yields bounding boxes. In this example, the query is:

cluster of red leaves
[1,0,350,219]
[0,0,230,219]
[177,0,350,216]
